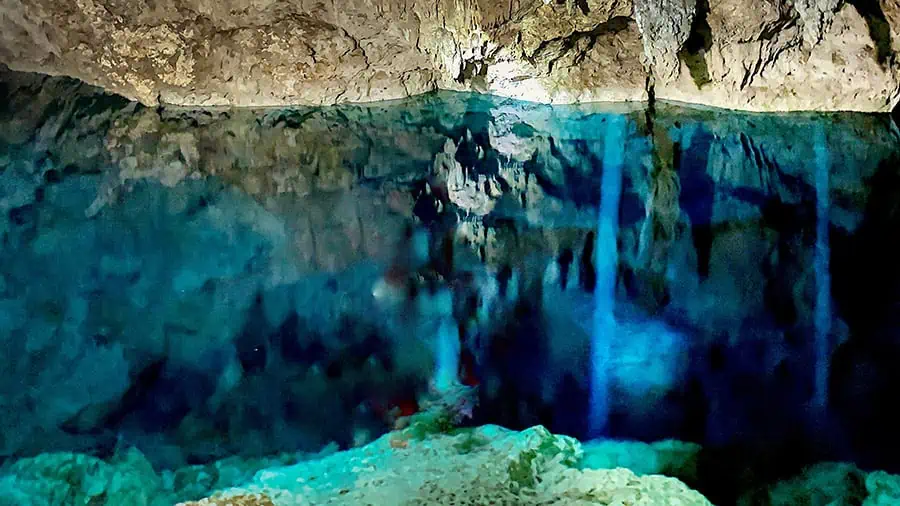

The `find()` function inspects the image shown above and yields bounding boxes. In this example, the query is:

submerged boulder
[178,425,712,505]
[739,461,900,506]
[0,448,171,506]
[580,439,703,483]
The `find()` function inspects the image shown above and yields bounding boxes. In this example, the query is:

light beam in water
[589,116,626,437]
[434,317,460,393]
[813,123,832,409]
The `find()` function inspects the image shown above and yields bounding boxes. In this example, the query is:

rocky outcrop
[1,0,900,111]
[0,425,713,505]
[0,445,338,505]
[657,0,900,112]
[738,462,900,505]
[795,0,843,44]
[634,0,697,82]
[179,425,713,506]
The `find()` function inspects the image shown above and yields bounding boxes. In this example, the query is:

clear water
[3,76,900,503]
[589,115,626,437]
[813,123,832,411]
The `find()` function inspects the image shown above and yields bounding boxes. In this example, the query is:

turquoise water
[3,73,900,502]
[589,115,626,437]
[813,123,832,411]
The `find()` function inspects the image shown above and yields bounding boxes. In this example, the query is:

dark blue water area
[3,73,900,502]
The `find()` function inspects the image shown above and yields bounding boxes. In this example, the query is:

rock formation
[1,0,899,111]
[795,0,844,44]
[634,0,697,82]
[0,424,716,505]
[3,67,900,465]
[178,425,714,506]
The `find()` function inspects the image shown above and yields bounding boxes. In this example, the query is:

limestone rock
[580,439,702,482]
[741,461,900,506]
[866,470,900,505]
[633,0,697,82]
[182,495,276,506]
[179,425,713,505]
[795,0,844,44]
[0,0,646,107]
[2,0,899,111]
[761,462,868,506]
[0,448,172,506]
[657,1,900,111]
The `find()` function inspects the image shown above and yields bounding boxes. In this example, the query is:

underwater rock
[178,425,713,505]
[0,448,171,506]
[184,495,276,506]
[0,445,340,505]
[739,461,900,506]
[580,439,703,483]
[1,0,899,111]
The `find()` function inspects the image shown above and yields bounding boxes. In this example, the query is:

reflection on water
[3,70,900,503]
[589,115,626,438]
[813,123,832,411]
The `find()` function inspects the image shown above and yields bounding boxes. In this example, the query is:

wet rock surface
[179,425,712,506]
[1,0,900,112]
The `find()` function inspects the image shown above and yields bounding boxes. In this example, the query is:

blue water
[813,123,832,410]
[3,77,900,503]
[589,116,626,437]
[434,317,460,392]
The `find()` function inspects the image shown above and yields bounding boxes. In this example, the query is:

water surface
[3,73,900,502]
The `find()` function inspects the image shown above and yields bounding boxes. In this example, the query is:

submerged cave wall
[3,67,900,469]
[1,0,900,112]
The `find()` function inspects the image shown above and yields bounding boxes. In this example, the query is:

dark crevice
[678,0,713,89]
[529,16,631,67]
[456,60,490,92]
[580,232,597,292]
[646,75,657,124]
[847,0,895,68]
[574,0,590,15]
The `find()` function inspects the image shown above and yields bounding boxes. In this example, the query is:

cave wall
[1,0,900,111]
[3,68,900,464]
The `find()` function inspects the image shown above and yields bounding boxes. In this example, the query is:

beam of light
[589,115,626,437]
[433,316,460,393]
[813,123,832,410]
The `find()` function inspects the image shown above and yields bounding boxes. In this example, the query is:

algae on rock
[179,425,712,506]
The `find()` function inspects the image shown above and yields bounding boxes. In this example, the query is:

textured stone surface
[795,0,844,44]
[738,461,900,506]
[0,445,338,505]
[581,439,702,482]
[656,1,900,111]
[0,448,172,506]
[178,425,713,505]
[1,0,900,111]
[634,0,697,82]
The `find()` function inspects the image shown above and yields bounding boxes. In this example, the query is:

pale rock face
[633,0,697,82]
[177,425,713,505]
[1,0,900,111]
[656,1,900,112]
[795,0,844,44]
